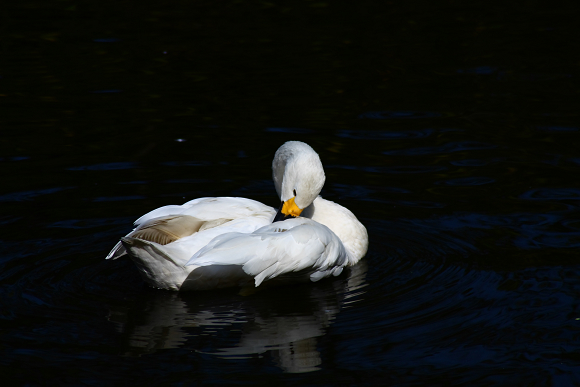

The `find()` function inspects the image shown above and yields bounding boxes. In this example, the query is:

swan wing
[105,214,208,260]
[187,218,350,287]
[134,197,274,225]
[106,197,275,260]
[114,215,275,290]
[181,197,275,221]
[119,237,191,291]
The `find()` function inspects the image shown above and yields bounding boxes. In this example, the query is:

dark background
[1,0,580,385]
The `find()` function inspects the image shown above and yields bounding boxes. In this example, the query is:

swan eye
[293,189,297,197]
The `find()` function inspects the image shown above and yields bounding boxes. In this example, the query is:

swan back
[272,141,325,210]
[303,197,368,263]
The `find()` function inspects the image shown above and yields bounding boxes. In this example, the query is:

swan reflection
[108,261,367,373]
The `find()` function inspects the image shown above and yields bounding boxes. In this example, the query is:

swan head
[271,141,325,222]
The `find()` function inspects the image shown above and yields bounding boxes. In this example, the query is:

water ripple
[449,158,503,166]
[536,126,579,132]
[68,162,137,171]
[327,164,448,174]
[383,141,496,156]
[161,161,212,167]
[520,188,580,201]
[437,177,495,186]
[264,127,315,134]
[336,219,580,383]
[336,129,434,140]
[0,187,74,202]
[93,196,146,202]
[359,111,442,119]
[47,218,133,229]
[425,211,580,250]
[457,66,499,75]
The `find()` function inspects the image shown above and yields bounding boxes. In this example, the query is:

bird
[105,141,368,291]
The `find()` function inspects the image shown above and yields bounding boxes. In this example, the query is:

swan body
[106,141,368,291]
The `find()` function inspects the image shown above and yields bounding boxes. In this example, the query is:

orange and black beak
[273,196,303,223]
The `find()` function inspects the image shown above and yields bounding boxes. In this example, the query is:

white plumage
[106,141,368,291]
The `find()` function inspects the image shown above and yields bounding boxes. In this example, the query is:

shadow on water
[106,262,368,373]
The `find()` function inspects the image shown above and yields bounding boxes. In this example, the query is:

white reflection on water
[107,261,367,373]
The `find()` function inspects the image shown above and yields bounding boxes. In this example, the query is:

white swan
[106,141,368,291]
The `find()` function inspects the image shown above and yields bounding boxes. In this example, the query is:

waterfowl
[106,141,368,291]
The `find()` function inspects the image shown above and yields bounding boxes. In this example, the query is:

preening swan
[106,141,368,291]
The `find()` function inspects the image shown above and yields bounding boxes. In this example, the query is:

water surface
[1,0,580,385]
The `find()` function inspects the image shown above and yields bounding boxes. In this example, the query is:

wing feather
[106,197,274,260]
[134,197,274,225]
[187,218,350,287]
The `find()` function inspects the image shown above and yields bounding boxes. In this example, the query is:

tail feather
[105,240,126,260]
[121,237,194,291]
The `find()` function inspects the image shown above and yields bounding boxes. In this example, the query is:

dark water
[2,0,580,385]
